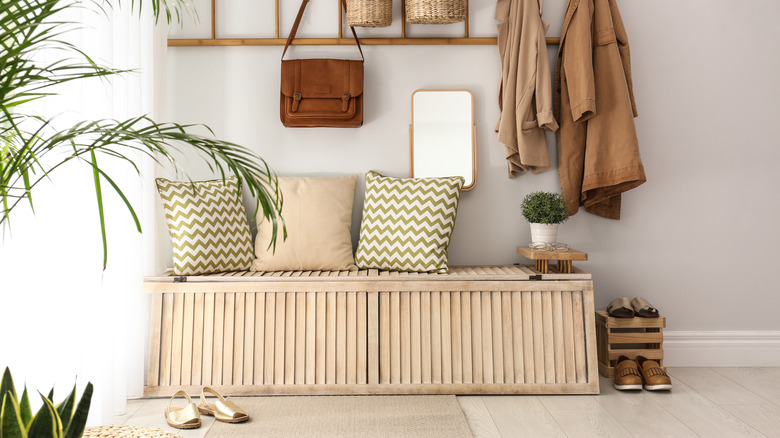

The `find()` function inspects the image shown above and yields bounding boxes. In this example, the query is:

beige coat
[555,0,646,219]
[495,0,558,177]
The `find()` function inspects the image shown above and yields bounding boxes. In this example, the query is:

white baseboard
[663,331,780,367]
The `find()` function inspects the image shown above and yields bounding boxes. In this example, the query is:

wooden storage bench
[144,266,598,396]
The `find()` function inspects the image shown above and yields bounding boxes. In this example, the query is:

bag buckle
[292,92,302,112]
[293,92,302,101]
[341,93,351,112]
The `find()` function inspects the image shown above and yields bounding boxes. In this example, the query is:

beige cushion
[252,175,358,272]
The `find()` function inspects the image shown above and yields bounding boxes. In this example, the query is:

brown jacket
[555,0,646,219]
[496,0,558,177]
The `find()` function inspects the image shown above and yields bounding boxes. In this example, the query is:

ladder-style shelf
[168,0,561,47]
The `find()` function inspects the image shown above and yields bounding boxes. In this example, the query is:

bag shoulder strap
[282,0,364,61]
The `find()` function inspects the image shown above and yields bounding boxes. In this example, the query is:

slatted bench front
[144,265,598,396]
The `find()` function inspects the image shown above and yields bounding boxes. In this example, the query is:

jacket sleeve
[563,0,596,122]
[535,21,558,132]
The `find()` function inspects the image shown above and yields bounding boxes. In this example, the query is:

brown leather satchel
[280,0,364,128]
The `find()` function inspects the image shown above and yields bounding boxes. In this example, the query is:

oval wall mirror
[410,89,476,190]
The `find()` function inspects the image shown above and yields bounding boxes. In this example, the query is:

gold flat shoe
[198,387,250,423]
[164,390,201,429]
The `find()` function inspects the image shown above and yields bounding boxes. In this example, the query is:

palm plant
[0,0,284,267]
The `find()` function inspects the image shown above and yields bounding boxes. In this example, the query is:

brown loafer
[637,356,672,390]
[613,356,642,390]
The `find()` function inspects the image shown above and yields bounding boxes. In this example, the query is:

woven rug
[205,395,472,438]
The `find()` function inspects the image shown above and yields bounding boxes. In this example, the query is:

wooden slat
[522,291,534,383]
[421,292,432,384]
[242,293,254,384]
[305,292,316,384]
[357,292,367,384]
[441,292,453,384]
[367,293,379,384]
[572,291,587,383]
[390,292,401,384]
[481,291,493,384]
[411,292,422,384]
[222,293,235,386]
[542,291,555,384]
[461,292,472,384]
[561,291,576,383]
[501,292,514,384]
[608,349,664,361]
[379,292,390,384]
[181,294,194,386]
[295,292,306,384]
[552,292,565,383]
[284,293,296,385]
[253,293,265,385]
[336,292,347,384]
[274,292,286,385]
[511,291,524,384]
[212,293,225,385]
[431,291,442,384]
[596,310,666,329]
[147,294,163,386]
[451,292,463,384]
[232,293,245,385]
[400,292,411,384]
[171,293,185,386]
[470,292,482,383]
[531,291,544,383]
[326,292,337,384]
[263,293,276,385]
[491,291,503,384]
[316,293,327,384]
[607,332,664,344]
[347,292,357,384]
[202,293,214,385]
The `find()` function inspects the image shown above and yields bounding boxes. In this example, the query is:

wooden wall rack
[168,0,561,47]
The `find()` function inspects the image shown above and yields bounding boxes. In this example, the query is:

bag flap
[281,59,363,98]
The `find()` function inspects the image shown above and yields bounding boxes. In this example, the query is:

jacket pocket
[521,120,538,130]
[594,27,616,46]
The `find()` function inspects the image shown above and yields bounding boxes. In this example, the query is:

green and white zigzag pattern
[355,171,464,273]
[156,177,253,275]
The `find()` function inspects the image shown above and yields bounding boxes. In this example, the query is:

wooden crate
[144,266,599,396]
[595,310,665,377]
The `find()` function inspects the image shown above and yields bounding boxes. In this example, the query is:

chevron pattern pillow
[156,177,254,275]
[355,171,464,273]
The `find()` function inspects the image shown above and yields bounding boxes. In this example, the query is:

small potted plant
[521,191,568,243]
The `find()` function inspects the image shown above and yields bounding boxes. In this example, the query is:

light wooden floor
[115,367,780,438]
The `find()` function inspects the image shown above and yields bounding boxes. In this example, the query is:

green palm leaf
[1,0,286,265]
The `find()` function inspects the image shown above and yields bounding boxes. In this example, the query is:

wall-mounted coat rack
[168,0,561,47]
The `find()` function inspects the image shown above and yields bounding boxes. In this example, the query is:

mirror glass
[411,89,476,190]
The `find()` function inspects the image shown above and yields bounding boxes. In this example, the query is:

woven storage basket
[405,0,466,24]
[347,0,392,27]
[83,425,179,438]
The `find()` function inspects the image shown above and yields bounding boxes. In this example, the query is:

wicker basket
[347,0,392,27]
[405,0,466,24]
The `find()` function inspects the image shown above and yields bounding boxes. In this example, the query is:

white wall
[164,0,780,334]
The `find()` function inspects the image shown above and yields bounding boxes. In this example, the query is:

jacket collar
[558,0,580,51]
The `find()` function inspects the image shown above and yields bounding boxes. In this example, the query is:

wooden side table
[517,247,588,273]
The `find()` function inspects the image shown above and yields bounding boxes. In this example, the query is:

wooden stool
[517,247,588,273]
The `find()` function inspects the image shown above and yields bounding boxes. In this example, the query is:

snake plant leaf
[0,368,17,400]
[27,394,62,438]
[54,384,76,434]
[62,383,92,438]
[19,387,32,428]
[46,388,53,404]
[1,392,27,438]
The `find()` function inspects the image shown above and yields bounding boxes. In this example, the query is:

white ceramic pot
[529,223,559,244]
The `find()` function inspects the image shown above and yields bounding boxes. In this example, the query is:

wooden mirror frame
[410,89,477,191]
